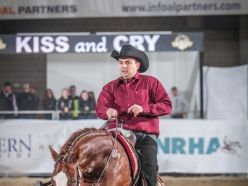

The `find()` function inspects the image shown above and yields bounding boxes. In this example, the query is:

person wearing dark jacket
[88,91,97,118]
[30,87,40,110]
[88,91,96,110]
[0,82,17,119]
[57,88,73,120]
[43,89,56,119]
[79,90,96,119]
[17,83,37,119]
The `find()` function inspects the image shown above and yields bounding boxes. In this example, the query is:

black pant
[135,133,158,186]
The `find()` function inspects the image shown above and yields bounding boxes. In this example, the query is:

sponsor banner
[0,119,103,174]
[157,120,248,173]
[0,32,203,54]
[0,119,247,174]
[0,0,247,20]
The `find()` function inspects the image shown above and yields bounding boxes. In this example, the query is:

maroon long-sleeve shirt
[96,73,171,136]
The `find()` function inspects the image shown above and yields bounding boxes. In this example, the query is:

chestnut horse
[37,128,164,186]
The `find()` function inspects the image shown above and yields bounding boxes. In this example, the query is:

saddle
[111,128,137,146]
[109,128,165,186]
[109,129,139,184]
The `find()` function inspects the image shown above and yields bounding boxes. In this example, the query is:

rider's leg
[135,134,158,186]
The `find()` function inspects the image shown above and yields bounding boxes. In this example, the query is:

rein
[94,117,120,185]
[72,118,119,186]
[76,165,82,186]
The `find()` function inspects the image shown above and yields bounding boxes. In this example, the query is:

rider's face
[118,58,140,80]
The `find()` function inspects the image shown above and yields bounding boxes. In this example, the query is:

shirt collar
[118,72,141,84]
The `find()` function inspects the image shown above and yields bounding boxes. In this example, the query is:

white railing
[0,110,96,120]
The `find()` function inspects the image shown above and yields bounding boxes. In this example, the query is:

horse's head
[49,146,84,186]
[37,128,134,186]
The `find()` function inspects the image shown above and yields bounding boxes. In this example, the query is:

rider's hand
[106,108,118,121]
[127,104,143,117]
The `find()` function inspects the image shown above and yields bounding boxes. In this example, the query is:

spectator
[12,83,22,98]
[79,90,95,119]
[69,85,80,119]
[171,86,189,118]
[43,89,56,119]
[0,82,18,119]
[30,87,40,110]
[88,91,97,118]
[17,83,37,119]
[69,85,77,100]
[88,91,96,111]
[57,88,73,120]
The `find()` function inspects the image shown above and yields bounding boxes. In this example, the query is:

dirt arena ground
[0,176,248,186]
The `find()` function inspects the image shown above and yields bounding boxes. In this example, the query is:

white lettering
[40,36,54,53]
[113,35,160,52]
[16,37,32,53]
[75,42,85,53]
[113,35,128,51]
[129,35,145,51]
[74,37,107,53]
[144,35,160,51]
[96,37,107,52]
[33,36,39,53]
[55,36,69,53]
[85,42,96,52]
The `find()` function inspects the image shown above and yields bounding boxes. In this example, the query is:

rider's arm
[142,79,172,117]
[96,84,114,120]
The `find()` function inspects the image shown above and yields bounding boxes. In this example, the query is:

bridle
[39,155,83,186]
[71,165,82,186]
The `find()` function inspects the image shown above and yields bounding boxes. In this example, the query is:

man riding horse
[96,44,172,186]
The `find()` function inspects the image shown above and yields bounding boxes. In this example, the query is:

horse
[37,127,164,186]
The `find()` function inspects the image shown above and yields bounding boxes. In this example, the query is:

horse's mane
[60,127,110,156]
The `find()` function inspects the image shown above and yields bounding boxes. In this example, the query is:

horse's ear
[49,145,59,161]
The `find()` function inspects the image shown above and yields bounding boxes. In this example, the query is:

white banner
[0,120,102,175]
[0,0,248,20]
[157,119,248,173]
[205,65,247,120]
[0,119,247,175]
